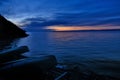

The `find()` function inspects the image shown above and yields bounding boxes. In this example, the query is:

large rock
[0,55,57,80]
[0,46,29,63]
[0,15,28,38]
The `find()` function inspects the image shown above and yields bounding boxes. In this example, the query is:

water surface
[16,31,120,78]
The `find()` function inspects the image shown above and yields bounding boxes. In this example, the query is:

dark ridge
[0,14,28,39]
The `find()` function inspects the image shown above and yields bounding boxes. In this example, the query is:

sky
[0,0,120,31]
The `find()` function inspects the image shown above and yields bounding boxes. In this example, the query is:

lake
[0,30,120,78]
[18,30,120,78]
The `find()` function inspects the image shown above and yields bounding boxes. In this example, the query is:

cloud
[1,0,120,28]
[21,11,120,28]
[0,0,12,15]
[0,0,8,5]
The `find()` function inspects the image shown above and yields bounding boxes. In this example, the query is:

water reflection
[47,31,120,78]
[18,32,49,56]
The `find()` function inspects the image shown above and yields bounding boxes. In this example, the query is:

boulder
[0,55,57,80]
[0,46,29,63]
[0,15,28,39]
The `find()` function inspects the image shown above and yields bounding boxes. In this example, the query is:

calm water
[0,31,120,77]
[13,30,120,78]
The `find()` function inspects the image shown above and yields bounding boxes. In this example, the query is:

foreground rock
[0,55,57,80]
[0,15,28,39]
[0,46,29,63]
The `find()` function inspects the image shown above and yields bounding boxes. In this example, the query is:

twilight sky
[0,0,120,30]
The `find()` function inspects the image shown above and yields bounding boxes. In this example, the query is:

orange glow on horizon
[45,26,120,31]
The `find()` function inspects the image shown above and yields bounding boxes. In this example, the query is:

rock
[0,55,57,80]
[0,15,28,39]
[0,46,29,63]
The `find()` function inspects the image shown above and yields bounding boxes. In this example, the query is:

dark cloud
[0,0,11,15]
[23,11,120,28]
[0,0,7,5]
